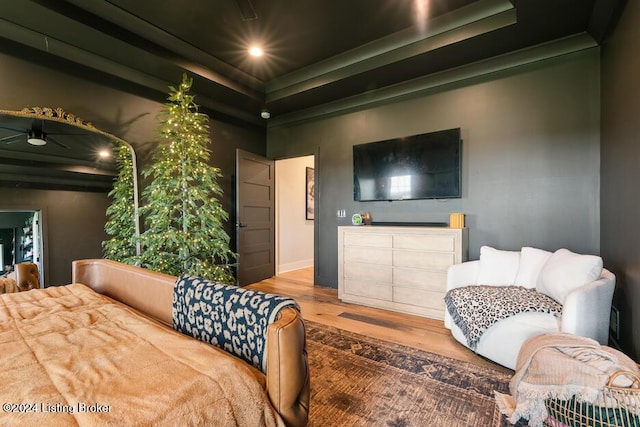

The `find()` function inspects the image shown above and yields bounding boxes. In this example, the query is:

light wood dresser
[337,226,468,320]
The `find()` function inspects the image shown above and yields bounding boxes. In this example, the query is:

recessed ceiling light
[98,149,111,158]
[249,46,263,57]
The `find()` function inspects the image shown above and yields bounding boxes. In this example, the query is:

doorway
[0,210,44,282]
[275,155,315,275]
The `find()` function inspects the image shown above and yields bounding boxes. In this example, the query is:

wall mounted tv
[353,128,461,201]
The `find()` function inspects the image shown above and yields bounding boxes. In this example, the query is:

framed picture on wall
[306,167,315,220]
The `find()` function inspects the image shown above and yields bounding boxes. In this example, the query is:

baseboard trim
[277,259,313,275]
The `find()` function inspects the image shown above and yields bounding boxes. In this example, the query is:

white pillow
[514,247,553,289]
[476,246,520,286]
[536,248,603,304]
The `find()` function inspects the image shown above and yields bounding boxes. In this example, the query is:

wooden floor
[248,267,506,371]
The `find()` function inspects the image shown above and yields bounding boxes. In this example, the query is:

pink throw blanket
[496,333,640,427]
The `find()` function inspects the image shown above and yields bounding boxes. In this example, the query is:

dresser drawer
[344,262,392,283]
[393,268,446,291]
[344,232,391,248]
[393,250,455,270]
[344,246,391,265]
[344,279,392,300]
[393,287,445,311]
[393,234,455,252]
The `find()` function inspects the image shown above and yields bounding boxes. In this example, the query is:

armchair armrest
[14,262,40,291]
[560,269,615,344]
[447,260,480,290]
[445,260,480,329]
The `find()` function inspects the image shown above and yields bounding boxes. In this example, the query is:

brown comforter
[0,277,18,294]
[0,284,284,427]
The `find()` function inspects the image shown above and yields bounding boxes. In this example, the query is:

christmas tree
[139,74,235,282]
[103,142,137,264]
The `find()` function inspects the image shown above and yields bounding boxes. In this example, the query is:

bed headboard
[72,259,309,427]
[72,258,175,326]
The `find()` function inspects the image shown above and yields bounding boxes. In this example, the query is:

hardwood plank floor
[248,267,510,373]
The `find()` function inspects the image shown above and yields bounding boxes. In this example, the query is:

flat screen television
[353,128,461,201]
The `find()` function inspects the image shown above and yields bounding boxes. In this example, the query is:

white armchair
[444,247,616,370]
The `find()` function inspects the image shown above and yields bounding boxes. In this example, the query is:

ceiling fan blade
[0,133,24,144]
[46,135,70,149]
[235,0,257,20]
[46,131,92,136]
[0,125,25,133]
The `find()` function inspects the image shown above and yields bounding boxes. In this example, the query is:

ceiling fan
[0,120,70,149]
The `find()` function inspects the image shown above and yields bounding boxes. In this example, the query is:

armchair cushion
[536,249,603,304]
[514,247,552,289]
[476,246,520,286]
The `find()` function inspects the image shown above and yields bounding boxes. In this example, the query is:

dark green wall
[0,189,109,286]
[0,52,265,285]
[268,49,601,288]
[601,0,640,360]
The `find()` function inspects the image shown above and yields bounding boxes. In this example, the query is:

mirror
[0,209,42,277]
[0,107,140,285]
[0,107,135,189]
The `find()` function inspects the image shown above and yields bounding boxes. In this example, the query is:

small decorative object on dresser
[361,212,371,225]
[351,213,363,226]
[449,213,465,228]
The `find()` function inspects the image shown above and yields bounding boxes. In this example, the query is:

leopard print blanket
[444,285,562,350]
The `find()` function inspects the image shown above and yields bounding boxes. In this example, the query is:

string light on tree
[138,74,236,281]
[102,143,137,265]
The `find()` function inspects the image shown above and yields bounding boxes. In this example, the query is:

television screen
[353,128,461,201]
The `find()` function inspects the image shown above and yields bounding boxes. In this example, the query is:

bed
[0,259,309,426]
